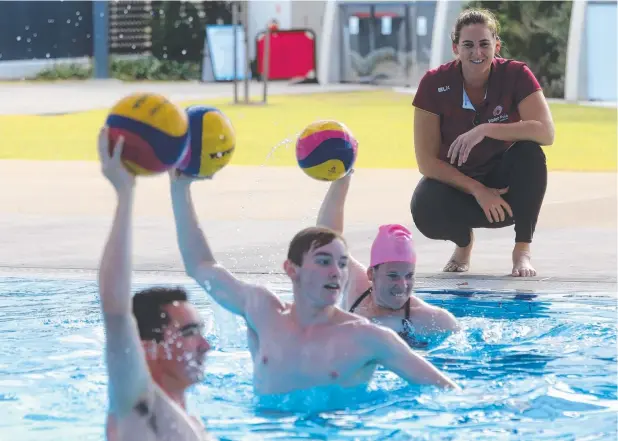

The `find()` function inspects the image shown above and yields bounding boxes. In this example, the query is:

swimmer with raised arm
[97,127,215,441]
[169,171,460,396]
[317,172,460,343]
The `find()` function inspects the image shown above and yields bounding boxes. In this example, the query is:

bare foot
[444,231,474,272]
[512,243,536,277]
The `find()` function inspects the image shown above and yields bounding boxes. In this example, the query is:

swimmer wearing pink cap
[317,173,460,342]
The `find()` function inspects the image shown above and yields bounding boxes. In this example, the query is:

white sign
[417,16,427,36]
[381,16,392,35]
[202,25,251,82]
[349,16,359,35]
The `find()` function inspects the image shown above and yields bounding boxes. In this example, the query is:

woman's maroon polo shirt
[412,57,542,178]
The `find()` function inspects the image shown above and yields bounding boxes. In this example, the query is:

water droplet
[48,19,55,24]
[33,33,37,37]
[66,19,71,24]
[24,25,29,30]
[76,11,80,16]
[163,53,168,59]
[16,36,21,41]
[181,49,187,55]
[119,34,123,39]
[99,13,104,18]
[45,53,50,58]
[26,38,31,43]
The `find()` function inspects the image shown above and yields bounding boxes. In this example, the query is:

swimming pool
[0,276,616,441]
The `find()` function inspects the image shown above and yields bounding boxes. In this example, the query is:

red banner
[256,29,317,81]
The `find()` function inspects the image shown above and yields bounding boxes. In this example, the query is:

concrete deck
[0,81,615,295]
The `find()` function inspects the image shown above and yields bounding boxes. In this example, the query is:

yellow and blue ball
[105,92,190,176]
[296,120,358,181]
[177,105,236,178]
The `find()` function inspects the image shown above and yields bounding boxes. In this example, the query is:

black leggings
[411,141,547,247]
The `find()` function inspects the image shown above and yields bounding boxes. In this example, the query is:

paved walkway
[0,80,381,115]
[0,81,615,295]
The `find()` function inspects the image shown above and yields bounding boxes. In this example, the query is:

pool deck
[0,80,615,296]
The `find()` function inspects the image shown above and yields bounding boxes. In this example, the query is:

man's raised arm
[97,129,151,418]
[170,174,278,325]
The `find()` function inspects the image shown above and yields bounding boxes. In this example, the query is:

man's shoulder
[335,308,372,325]
[333,309,395,339]
[245,284,287,318]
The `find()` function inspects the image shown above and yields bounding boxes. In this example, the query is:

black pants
[411,141,547,247]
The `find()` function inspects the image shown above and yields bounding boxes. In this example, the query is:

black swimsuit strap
[404,298,411,320]
[348,287,372,313]
[349,288,412,320]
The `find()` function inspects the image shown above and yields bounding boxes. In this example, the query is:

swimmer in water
[97,127,215,441]
[169,170,460,396]
[317,171,460,344]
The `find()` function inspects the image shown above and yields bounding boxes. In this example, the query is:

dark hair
[287,226,346,266]
[132,286,189,342]
[451,8,501,44]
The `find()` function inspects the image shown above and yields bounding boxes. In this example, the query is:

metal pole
[93,1,109,79]
[262,27,271,104]
[243,1,250,104]
[232,2,239,104]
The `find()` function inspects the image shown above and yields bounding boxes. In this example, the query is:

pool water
[0,276,616,441]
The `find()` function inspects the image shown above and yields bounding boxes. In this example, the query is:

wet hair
[287,226,347,266]
[132,286,188,342]
[451,8,501,44]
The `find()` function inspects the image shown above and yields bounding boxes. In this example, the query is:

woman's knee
[508,141,547,167]
[411,179,450,237]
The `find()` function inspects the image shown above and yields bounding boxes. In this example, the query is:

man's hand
[98,127,135,193]
[169,168,213,189]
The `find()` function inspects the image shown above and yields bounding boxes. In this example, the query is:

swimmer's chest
[107,390,211,441]
[255,323,374,385]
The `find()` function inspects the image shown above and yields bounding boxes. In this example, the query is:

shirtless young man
[97,128,215,441]
[169,172,460,396]
[317,172,460,344]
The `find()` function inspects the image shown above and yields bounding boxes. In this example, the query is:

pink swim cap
[370,224,416,267]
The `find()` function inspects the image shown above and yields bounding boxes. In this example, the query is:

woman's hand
[472,185,513,223]
[447,124,487,167]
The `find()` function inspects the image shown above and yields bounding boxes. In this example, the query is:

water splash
[261,132,300,166]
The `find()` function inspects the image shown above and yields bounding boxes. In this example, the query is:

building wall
[566,0,617,102]
[247,0,292,59]
[291,0,326,36]
[585,1,616,101]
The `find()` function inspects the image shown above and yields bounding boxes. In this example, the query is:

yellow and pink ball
[296,120,358,181]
